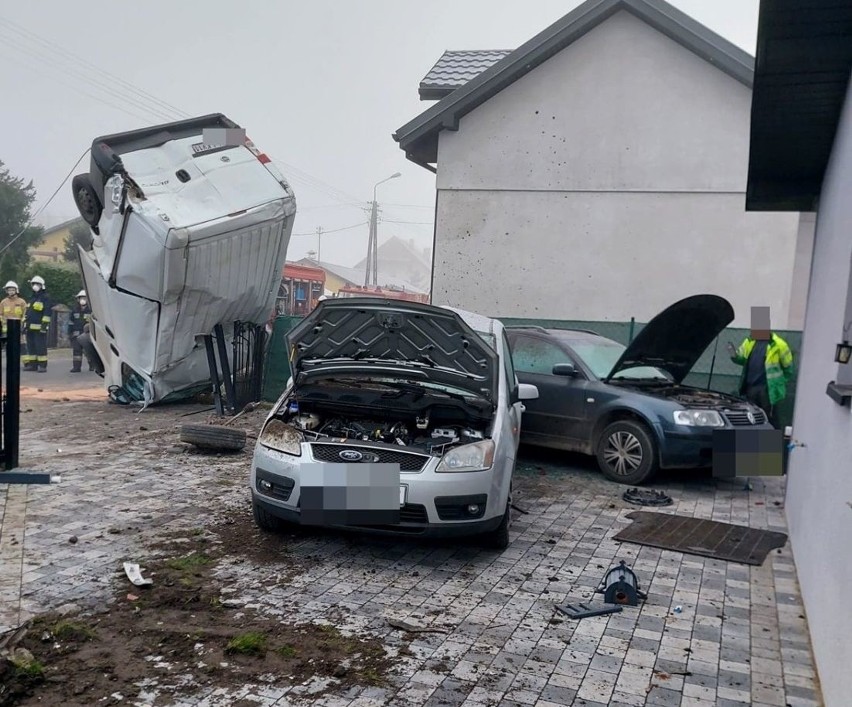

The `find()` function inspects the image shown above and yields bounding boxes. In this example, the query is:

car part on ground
[554,601,623,620]
[614,511,788,565]
[596,560,646,606]
[71,113,296,405]
[622,487,673,506]
[180,424,246,451]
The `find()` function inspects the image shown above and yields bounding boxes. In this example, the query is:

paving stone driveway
[0,399,822,706]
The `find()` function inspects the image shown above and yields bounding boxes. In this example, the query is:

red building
[278,262,326,316]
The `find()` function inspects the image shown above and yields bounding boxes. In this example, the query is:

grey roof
[394,0,755,168]
[419,50,513,100]
[746,0,852,212]
[296,258,427,294]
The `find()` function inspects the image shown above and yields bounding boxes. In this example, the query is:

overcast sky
[0,0,758,267]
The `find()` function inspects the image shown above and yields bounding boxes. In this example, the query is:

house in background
[394,0,812,328]
[352,236,432,293]
[296,258,426,298]
[30,217,82,263]
[746,2,852,704]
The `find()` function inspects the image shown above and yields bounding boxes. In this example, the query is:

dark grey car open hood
[605,294,735,384]
[285,298,499,402]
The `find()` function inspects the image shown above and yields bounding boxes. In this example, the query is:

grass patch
[276,644,298,658]
[53,619,96,642]
[13,659,45,680]
[225,632,267,656]
[360,666,384,686]
[166,552,211,571]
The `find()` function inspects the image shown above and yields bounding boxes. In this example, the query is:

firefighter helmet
[4,281,18,291]
[29,275,46,287]
[76,290,87,298]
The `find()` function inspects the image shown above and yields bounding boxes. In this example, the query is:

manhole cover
[622,488,672,506]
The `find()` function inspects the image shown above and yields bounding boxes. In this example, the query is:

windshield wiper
[378,381,472,404]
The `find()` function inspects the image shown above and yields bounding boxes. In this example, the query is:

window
[511,335,571,376]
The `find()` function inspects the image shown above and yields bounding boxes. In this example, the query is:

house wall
[431,9,802,327]
[784,77,852,707]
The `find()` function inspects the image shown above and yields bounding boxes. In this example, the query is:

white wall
[432,9,803,326]
[785,76,852,707]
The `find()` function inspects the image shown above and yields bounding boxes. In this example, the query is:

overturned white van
[70,114,296,404]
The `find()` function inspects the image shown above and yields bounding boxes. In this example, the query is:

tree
[64,220,90,263]
[0,160,44,286]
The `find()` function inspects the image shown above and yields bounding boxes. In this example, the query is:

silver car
[250,298,538,549]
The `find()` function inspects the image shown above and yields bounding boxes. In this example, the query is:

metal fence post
[4,318,21,470]
[628,317,635,344]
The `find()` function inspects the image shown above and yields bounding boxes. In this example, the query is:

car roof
[506,325,610,342]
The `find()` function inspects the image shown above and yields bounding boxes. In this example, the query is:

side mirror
[517,383,539,401]
[553,363,578,377]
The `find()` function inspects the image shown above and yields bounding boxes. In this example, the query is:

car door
[507,332,589,450]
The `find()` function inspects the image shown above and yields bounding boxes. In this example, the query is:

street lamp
[365,172,401,287]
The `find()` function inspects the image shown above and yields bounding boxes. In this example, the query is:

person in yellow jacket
[22,275,52,372]
[0,281,27,336]
[727,307,794,429]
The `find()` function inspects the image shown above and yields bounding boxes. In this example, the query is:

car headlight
[673,410,725,428]
[258,418,303,456]
[436,439,495,472]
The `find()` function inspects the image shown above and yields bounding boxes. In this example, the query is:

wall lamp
[837,321,852,364]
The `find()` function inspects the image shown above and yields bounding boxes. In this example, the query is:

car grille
[724,408,768,426]
[349,503,430,533]
[310,443,430,471]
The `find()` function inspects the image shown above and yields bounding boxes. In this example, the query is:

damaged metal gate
[203,321,267,416]
[1,319,21,470]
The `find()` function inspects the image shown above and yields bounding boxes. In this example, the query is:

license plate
[399,485,407,506]
[190,142,235,157]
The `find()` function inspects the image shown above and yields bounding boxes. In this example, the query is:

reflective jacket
[0,295,28,332]
[731,333,794,406]
[24,291,52,333]
[67,303,92,336]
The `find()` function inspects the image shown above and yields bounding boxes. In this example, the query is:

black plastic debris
[597,560,646,606]
[555,601,623,620]
[622,487,673,506]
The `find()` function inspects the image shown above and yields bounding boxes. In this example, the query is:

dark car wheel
[595,420,658,485]
[481,482,512,551]
[252,499,286,532]
[71,174,103,227]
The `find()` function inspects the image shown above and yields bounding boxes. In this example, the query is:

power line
[291,222,367,237]
[0,149,91,256]
[381,220,434,226]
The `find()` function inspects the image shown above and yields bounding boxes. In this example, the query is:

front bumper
[656,422,775,469]
[250,443,509,539]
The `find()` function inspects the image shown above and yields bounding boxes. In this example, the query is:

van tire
[71,174,103,227]
[180,424,246,451]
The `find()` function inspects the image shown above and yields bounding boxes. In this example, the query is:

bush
[21,261,83,309]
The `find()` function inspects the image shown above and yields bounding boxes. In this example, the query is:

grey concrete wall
[432,9,804,327]
[785,76,852,707]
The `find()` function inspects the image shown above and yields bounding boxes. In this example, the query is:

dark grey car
[505,295,773,484]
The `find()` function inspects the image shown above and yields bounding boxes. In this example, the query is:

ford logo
[339,450,363,462]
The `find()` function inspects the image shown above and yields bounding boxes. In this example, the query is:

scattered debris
[68,535,78,545]
[123,562,153,587]
[387,618,450,634]
[597,560,646,606]
[179,424,246,452]
[674,605,683,614]
[510,503,530,515]
[622,487,673,507]
[554,601,623,620]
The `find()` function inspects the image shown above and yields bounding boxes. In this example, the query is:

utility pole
[365,172,401,288]
[316,226,323,263]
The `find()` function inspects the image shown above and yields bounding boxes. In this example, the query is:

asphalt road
[2,347,104,394]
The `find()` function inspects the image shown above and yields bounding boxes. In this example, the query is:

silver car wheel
[602,431,643,476]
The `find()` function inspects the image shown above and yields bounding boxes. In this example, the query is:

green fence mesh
[262,314,802,428]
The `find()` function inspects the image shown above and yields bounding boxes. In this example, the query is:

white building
[394,0,811,328]
[747,3,852,705]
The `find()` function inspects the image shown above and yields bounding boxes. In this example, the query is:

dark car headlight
[673,410,725,428]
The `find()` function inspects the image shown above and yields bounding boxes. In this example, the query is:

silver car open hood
[285,298,499,403]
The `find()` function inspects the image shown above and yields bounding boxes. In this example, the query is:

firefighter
[68,290,93,373]
[0,281,27,336]
[23,275,52,372]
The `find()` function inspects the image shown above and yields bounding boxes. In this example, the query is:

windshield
[568,340,671,381]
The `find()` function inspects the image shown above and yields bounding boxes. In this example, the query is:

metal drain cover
[623,488,673,506]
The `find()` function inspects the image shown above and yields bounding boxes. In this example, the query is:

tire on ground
[252,499,285,532]
[179,424,246,451]
[595,419,658,485]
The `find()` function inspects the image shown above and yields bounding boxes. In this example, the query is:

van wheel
[595,420,658,485]
[180,424,246,451]
[71,174,103,227]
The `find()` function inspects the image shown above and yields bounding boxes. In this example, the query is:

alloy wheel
[602,431,644,476]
